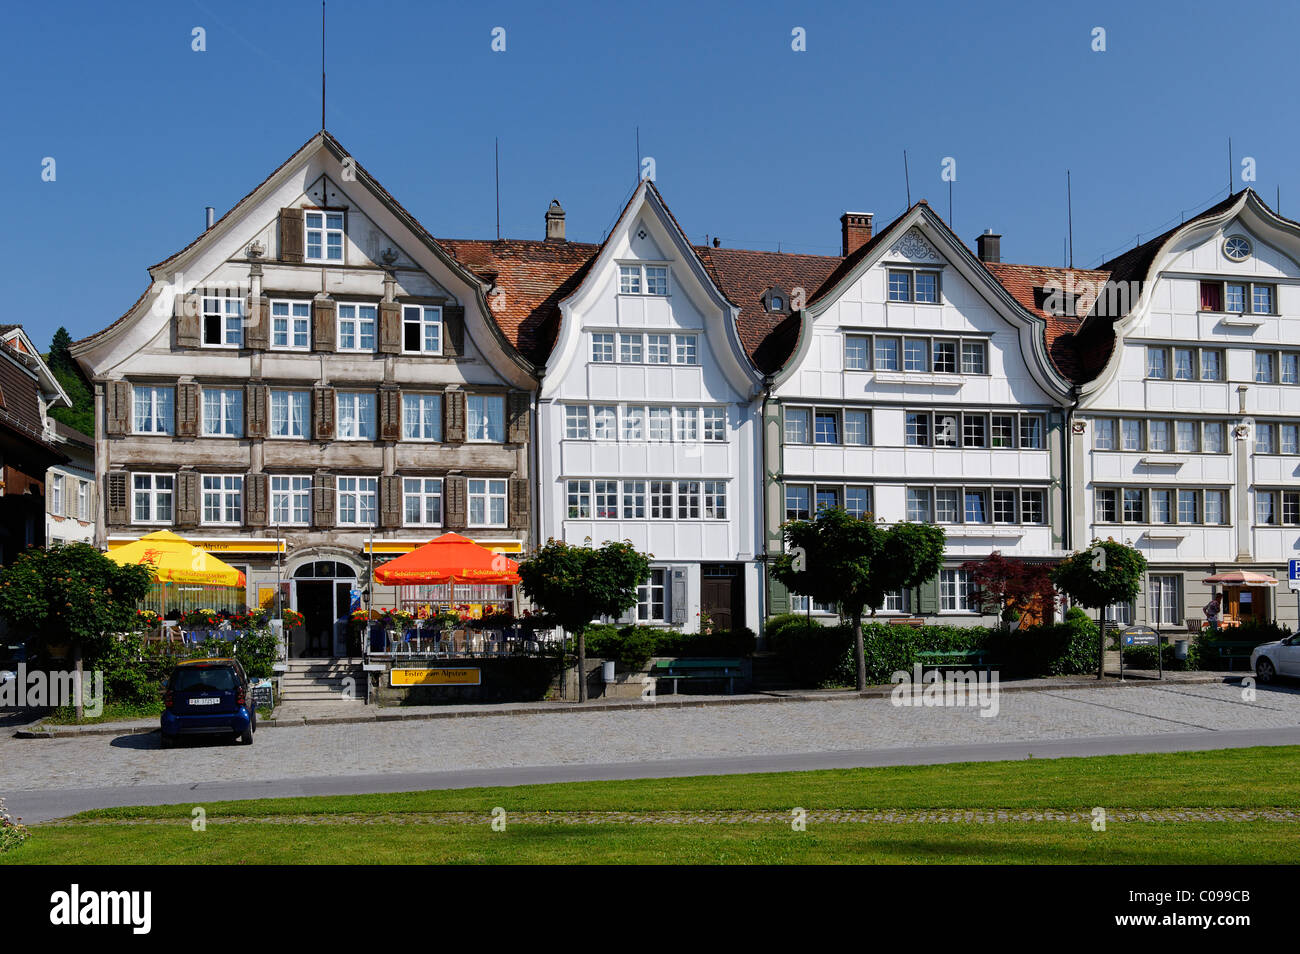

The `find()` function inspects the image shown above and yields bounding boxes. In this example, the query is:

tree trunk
[73,643,84,722]
[853,609,866,693]
[576,626,587,703]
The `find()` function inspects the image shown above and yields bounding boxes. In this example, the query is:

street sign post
[1118,625,1162,680]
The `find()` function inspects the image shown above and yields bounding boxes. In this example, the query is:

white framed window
[337,303,377,352]
[875,337,899,370]
[1255,352,1275,383]
[622,480,647,518]
[592,405,618,441]
[402,305,442,354]
[940,568,976,613]
[591,333,615,363]
[703,480,727,519]
[466,394,505,442]
[566,479,591,519]
[619,334,643,363]
[269,389,309,439]
[618,265,641,294]
[336,392,376,441]
[270,300,310,350]
[76,480,89,521]
[676,480,701,519]
[637,568,667,622]
[1122,419,1144,452]
[1282,352,1300,385]
[674,407,698,443]
[702,407,726,442]
[565,405,589,440]
[132,473,174,524]
[1204,489,1227,524]
[270,476,311,526]
[814,409,839,445]
[903,338,928,372]
[468,478,506,526]
[401,393,443,441]
[784,484,811,521]
[646,334,671,364]
[619,264,669,295]
[1147,575,1182,626]
[844,335,871,371]
[649,480,674,519]
[202,388,243,438]
[50,474,64,515]
[844,409,870,446]
[202,290,243,348]
[402,477,442,526]
[1175,420,1199,453]
[201,475,242,525]
[960,341,987,375]
[133,385,174,435]
[1021,489,1046,524]
[594,480,619,518]
[844,486,872,518]
[1257,490,1277,526]
[337,477,378,526]
[305,210,344,262]
[1255,423,1276,455]
[1146,347,1169,379]
[622,406,644,441]
[674,334,699,365]
[1203,421,1226,454]
[1093,418,1115,450]
[648,407,672,442]
[645,266,669,296]
[784,407,810,444]
[906,488,931,522]
[1019,415,1044,449]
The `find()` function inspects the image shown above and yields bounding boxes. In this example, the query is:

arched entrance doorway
[292,560,357,658]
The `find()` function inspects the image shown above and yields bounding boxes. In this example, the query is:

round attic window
[1223,235,1252,262]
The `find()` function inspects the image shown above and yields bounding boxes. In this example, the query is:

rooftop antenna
[1067,169,1074,268]
[495,138,501,241]
[903,150,912,207]
[320,1,326,130]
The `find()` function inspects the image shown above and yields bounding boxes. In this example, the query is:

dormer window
[619,264,669,296]
[304,210,344,262]
[762,286,792,313]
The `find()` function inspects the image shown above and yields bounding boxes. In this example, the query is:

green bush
[1123,640,1201,672]
[97,632,172,708]
[586,625,758,671]
[232,629,280,678]
[987,607,1100,677]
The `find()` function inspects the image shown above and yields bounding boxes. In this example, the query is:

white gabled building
[1071,189,1300,632]
[535,182,766,634]
[765,203,1078,622]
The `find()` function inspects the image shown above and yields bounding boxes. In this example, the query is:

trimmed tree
[960,551,1059,629]
[517,539,651,702]
[771,508,946,691]
[1050,539,1147,679]
[0,543,152,720]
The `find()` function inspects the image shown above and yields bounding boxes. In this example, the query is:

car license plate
[190,697,221,706]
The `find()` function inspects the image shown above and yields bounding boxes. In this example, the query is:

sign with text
[1119,626,1159,647]
[1290,560,1300,591]
[249,677,273,707]
[391,668,481,687]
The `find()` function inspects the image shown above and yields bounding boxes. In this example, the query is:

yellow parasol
[107,530,247,586]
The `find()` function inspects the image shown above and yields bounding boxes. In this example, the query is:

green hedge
[767,606,1101,688]
[584,625,757,672]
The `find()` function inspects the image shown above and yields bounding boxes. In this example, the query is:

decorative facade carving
[888,228,940,262]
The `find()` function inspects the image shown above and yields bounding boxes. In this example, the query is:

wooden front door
[700,564,743,632]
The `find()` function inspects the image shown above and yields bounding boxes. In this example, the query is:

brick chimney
[976,229,1001,263]
[545,199,565,242]
[840,212,873,257]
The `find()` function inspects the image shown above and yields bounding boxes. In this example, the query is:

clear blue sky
[4,0,1298,345]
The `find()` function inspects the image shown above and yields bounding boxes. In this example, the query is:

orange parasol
[372,532,521,585]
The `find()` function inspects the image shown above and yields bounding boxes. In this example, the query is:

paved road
[4,681,1299,823]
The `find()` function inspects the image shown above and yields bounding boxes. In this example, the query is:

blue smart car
[160,658,256,747]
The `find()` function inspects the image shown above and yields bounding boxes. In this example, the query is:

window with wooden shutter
[444,390,466,443]
[174,289,201,348]
[442,304,465,357]
[506,391,530,444]
[105,381,132,436]
[245,473,268,527]
[244,295,269,351]
[313,387,336,441]
[443,475,467,529]
[768,577,790,615]
[245,384,268,438]
[380,474,402,528]
[379,388,401,441]
[175,471,200,528]
[378,301,401,354]
[105,472,129,526]
[509,477,529,530]
[312,297,337,352]
[670,567,688,624]
[279,208,304,263]
[176,383,200,438]
[312,475,336,528]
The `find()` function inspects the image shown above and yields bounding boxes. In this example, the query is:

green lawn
[5,746,1298,864]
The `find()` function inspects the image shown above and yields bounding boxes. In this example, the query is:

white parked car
[1251,636,1300,683]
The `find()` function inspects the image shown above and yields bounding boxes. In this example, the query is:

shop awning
[1202,570,1279,586]
[373,532,521,585]
[106,529,247,586]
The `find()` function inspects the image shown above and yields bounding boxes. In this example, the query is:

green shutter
[768,576,789,615]
[917,578,939,615]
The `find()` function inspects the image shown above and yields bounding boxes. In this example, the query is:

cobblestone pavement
[48,808,1300,826]
[2,681,1298,795]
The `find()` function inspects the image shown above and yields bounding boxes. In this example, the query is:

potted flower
[281,608,305,629]
[180,608,219,630]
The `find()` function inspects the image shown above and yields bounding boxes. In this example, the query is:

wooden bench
[650,658,745,695]
[915,650,992,674]
[1206,640,1259,671]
